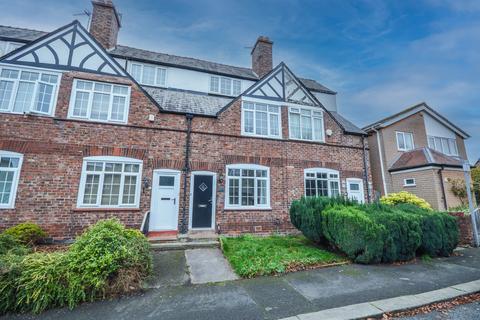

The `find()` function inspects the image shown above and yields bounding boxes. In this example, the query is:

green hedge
[290,197,459,264]
[3,223,47,246]
[290,196,355,243]
[0,219,152,314]
[322,205,386,264]
[395,204,459,256]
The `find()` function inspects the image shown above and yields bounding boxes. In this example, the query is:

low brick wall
[449,212,473,246]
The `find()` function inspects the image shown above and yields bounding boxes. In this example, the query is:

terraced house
[0,0,370,240]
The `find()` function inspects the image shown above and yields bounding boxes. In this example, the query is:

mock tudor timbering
[0,0,372,240]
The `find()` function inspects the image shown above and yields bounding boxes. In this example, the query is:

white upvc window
[0,41,23,57]
[68,79,131,124]
[427,135,458,156]
[129,62,167,87]
[0,151,23,209]
[241,101,281,138]
[225,164,270,209]
[404,178,416,187]
[304,168,340,197]
[77,156,142,209]
[0,66,60,116]
[396,131,414,151]
[289,107,325,142]
[210,75,242,96]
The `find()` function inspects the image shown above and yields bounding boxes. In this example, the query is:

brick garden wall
[449,212,474,246]
[0,70,371,240]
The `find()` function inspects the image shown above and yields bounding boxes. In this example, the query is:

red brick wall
[0,70,370,240]
[449,212,474,246]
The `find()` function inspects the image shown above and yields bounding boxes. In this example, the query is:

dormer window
[396,132,414,151]
[129,62,167,87]
[0,66,60,116]
[210,76,241,96]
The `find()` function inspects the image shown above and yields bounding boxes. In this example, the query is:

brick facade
[0,70,370,240]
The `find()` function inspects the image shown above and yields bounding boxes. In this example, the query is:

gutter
[180,113,194,234]
[374,128,388,196]
[438,166,448,210]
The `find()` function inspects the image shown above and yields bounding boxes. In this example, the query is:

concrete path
[4,248,480,320]
[185,248,239,284]
[144,250,190,288]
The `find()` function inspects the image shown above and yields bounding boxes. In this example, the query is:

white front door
[346,178,365,204]
[150,170,180,231]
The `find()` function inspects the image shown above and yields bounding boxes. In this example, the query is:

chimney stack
[251,36,273,78]
[89,0,121,49]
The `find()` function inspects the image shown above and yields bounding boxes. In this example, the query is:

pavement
[4,248,480,320]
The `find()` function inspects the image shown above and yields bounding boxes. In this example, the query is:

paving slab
[371,296,429,313]
[185,248,238,284]
[451,279,480,292]
[144,250,189,288]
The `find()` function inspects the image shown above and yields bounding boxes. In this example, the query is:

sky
[2,0,479,163]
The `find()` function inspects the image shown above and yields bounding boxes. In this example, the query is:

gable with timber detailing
[243,63,319,106]
[0,21,127,77]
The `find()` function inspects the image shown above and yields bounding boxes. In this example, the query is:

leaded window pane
[210,76,219,93]
[33,82,54,113]
[220,77,231,95]
[269,113,279,136]
[83,174,100,204]
[13,81,34,113]
[228,178,239,205]
[101,173,121,205]
[73,91,90,117]
[301,114,312,140]
[255,110,268,135]
[122,175,137,204]
[257,179,267,205]
[131,64,142,82]
[0,171,14,204]
[142,65,156,85]
[290,113,301,139]
[305,179,316,197]
[244,110,254,133]
[111,96,126,121]
[241,178,255,206]
[90,92,110,120]
[0,80,14,110]
[232,79,241,95]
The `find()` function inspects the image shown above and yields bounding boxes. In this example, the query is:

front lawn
[220,234,347,278]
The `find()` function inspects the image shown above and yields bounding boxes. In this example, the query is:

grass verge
[220,234,348,278]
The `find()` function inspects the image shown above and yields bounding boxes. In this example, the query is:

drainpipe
[374,128,388,196]
[180,114,193,234]
[362,136,371,203]
[438,166,448,210]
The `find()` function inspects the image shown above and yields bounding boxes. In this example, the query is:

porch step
[150,240,220,251]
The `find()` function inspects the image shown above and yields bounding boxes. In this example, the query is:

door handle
[198,204,207,208]
[161,197,170,200]
[173,198,176,205]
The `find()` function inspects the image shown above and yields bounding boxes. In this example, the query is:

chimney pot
[251,36,273,78]
[89,0,121,49]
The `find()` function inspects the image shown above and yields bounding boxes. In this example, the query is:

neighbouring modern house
[0,0,371,240]
[363,103,471,210]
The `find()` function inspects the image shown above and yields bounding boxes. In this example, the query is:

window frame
[303,168,341,198]
[403,178,416,187]
[224,164,271,210]
[396,131,414,151]
[76,156,143,209]
[288,106,325,142]
[67,79,131,124]
[209,75,242,96]
[0,65,60,117]
[427,135,458,156]
[0,151,23,209]
[241,101,282,139]
[128,62,167,87]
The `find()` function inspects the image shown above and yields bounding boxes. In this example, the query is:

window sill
[224,207,272,211]
[241,132,283,140]
[288,137,325,143]
[66,116,128,125]
[403,185,416,188]
[73,207,141,212]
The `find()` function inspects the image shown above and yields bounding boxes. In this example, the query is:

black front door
[191,174,213,228]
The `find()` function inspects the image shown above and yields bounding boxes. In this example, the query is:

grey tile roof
[0,25,47,41]
[110,45,258,80]
[299,78,336,94]
[329,112,366,135]
[143,86,232,116]
[0,25,335,95]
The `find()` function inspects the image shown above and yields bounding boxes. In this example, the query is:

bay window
[68,79,130,123]
[289,107,324,142]
[396,132,414,151]
[0,151,23,209]
[242,101,281,138]
[304,168,340,197]
[225,164,270,209]
[0,66,59,116]
[77,157,142,208]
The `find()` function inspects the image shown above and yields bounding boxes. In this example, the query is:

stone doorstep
[280,279,480,320]
[150,240,220,251]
